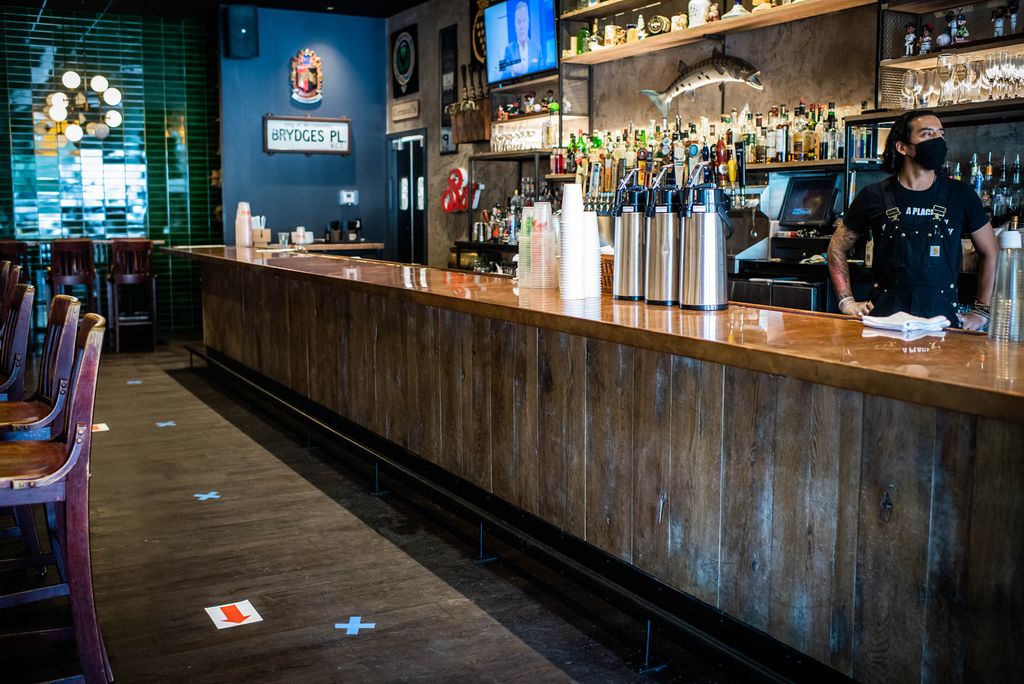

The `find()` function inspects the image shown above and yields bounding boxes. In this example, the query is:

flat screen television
[484,0,558,85]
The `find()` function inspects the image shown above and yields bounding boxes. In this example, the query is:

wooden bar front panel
[201,262,1023,682]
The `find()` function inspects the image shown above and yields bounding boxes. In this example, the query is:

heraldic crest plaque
[291,48,322,104]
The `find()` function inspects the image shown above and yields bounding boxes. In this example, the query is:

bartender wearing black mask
[828,110,998,330]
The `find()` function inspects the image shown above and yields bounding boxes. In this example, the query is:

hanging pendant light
[102,87,121,106]
[90,74,108,92]
[61,70,81,89]
[65,122,84,142]
[104,110,122,128]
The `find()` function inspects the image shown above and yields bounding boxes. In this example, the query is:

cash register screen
[779,175,836,228]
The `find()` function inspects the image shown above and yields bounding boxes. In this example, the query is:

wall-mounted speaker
[223,5,259,59]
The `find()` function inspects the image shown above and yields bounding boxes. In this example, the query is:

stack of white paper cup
[559,184,588,300]
[234,201,252,248]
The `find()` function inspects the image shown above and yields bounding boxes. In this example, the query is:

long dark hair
[882,109,939,174]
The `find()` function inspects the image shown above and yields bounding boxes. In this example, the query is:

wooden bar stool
[48,239,97,314]
[0,295,80,441]
[107,239,157,352]
[0,284,34,402]
[0,314,111,683]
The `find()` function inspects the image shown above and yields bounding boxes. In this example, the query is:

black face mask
[909,137,947,171]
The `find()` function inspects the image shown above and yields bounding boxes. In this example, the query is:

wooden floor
[1,345,737,683]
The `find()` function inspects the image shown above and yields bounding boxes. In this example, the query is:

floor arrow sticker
[205,600,262,630]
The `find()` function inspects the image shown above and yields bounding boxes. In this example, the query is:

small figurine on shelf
[752,0,771,11]
[904,21,918,56]
[937,11,955,47]
[637,13,647,40]
[1010,1,1020,33]
[993,6,1007,36]
[522,91,535,113]
[707,2,721,22]
[955,10,969,43]
[919,23,934,54]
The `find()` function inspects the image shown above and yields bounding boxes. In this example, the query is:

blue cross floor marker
[335,616,375,635]
[126,379,143,385]
[156,421,176,428]
[194,491,220,501]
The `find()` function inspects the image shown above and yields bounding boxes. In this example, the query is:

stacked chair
[0,258,111,682]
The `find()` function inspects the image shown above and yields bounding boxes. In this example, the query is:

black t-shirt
[844,176,989,238]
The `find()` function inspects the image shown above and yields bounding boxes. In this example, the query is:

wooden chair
[0,284,35,402]
[48,239,97,313]
[0,314,111,683]
[107,239,157,352]
[0,241,30,281]
[0,263,22,342]
[0,295,81,440]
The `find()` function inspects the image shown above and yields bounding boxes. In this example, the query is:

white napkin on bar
[861,312,950,333]
[862,328,946,342]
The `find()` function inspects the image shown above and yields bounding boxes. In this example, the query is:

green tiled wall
[0,7,221,335]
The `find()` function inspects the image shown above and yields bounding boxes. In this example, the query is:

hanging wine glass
[936,53,956,105]
[901,70,920,109]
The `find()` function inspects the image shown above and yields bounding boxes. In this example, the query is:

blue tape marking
[334,616,375,635]
[126,379,143,385]
[156,421,176,428]
[194,491,220,501]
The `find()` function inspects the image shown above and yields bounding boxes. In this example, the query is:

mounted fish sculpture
[639,49,763,119]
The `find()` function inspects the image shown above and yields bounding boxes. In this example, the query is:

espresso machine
[679,161,733,311]
[612,169,646,301]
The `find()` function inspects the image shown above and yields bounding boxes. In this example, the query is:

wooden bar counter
[169,246,1023,682]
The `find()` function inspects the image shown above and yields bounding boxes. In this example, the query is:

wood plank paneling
[345,291,375,431]
[921,411,975,681]
[404,302,441,464]
[720,366,777,630]
[585,339,635,562]
[437,308,467,477]
[284,277,312,398]
[491,321,539,513]
[854,397,936,683]
[536,330,586,538]
[461,316,492,490]
[631,348,672,576]
[306,283,340,415]
[667,357,724,606]
[200,263,244,361]
[377,296,406,447]
[768,380,861,663]
[965,418,1024,681]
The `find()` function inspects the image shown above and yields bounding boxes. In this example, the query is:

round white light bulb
[94,123,110,140]
[90,75,109,92]
[48,105,68,122]
[86,122,98,135]
[65,123,84,142]
[51,92,69,107]
[104,110,122,128]
[61,71,81,89]
[102,87,121,106]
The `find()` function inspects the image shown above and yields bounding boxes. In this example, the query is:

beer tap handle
[617,168,639,192]
[650,165,671,191]
[686,161,709,189]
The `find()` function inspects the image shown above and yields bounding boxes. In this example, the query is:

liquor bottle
[588,19,601,51]
[823,103,838,160]
[981,153,994,214]
[993,157,1010,222]
[566,133,577,174]
[775,105,789,163]
[637,131,649,187]
[804,105,818,161]
[953,162,962,181]
[971,153,983,196]
[791,103,806,162]
[715,133,728,187]
[1011,154,1022,220]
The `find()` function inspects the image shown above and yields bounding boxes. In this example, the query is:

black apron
[869,177,961,326]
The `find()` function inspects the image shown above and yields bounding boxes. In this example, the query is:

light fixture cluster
[44,69,123,143]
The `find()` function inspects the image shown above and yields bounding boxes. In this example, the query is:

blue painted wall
[219,8,386,244]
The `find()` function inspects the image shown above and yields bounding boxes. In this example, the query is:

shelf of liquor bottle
[490,72,559,93]
[469,149,553,162]
[746,159,846,172]
[845,97,1024,126]
[561,0,875,66]
[544,173,578,182]
[880,33,1024,71]
[455,240,519,252]
[560,0,654,22]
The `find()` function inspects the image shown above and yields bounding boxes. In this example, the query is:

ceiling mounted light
[90,74,109,92]
[65,123,84,142]
[47,105,68,121]
[61,70,81,89]
[104,110,122,128]
[102,87,121,106]
[94,123,110,140]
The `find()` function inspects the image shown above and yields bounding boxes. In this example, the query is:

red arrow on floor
[221,604,250,624]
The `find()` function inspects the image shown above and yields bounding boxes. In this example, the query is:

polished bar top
[169,246,1024,422]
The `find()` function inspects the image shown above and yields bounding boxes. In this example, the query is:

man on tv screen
[501,1,541,78]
